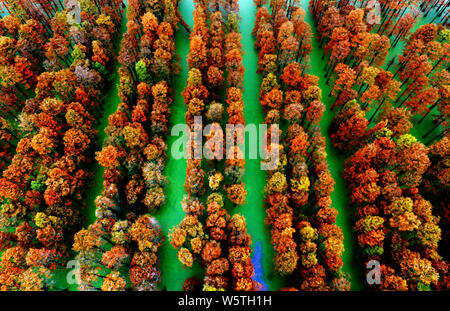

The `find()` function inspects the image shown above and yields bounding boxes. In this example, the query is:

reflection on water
[252,241,268,291]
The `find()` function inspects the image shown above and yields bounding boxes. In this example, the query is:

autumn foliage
[254,1,348,290]
[0,0,124,290]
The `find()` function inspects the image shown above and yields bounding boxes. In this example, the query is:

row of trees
[220,2,259,291]
[171,0,260,291]
[73,0,182,291]
[172,3,210,280]
[395,24,449,145]
[254,0,348,290]
[222,7,247,208]
[0,0,124,290]
[0,13,52,174]
[310,0,448,39]
[254,2,301,283]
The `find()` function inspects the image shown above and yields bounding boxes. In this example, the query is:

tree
[142,11,158,38]
[404,87,439,116]
[224,182,246,206]
[324,27,350,80]
[378,107,412,137]
[101,271,126,291]
[0,177,21,201]
[305,100,324,129]
[188,35,207,70]
[53,69,77,100]
[396,134,430,188]
[330,63,356,98]
[92,40,109,67]
[329,99,368,151]
[280,62,304,89]
[421,137,450,259]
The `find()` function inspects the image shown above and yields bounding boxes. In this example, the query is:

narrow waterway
[83,4,129,228]
[158,0,204,291]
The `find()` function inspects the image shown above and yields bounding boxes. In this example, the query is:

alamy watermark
[366,0,382,25]
[366,260,381,285]
[170,116,280,170]
[66,260,81,285]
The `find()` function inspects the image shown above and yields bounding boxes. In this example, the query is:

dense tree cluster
[254,2,298,280]
[72,0,183,291]
[0,0,124,290]
[311,3,403,150]
[73,214,163,291]
[1,0,64,35]
[312,0,449,290]
[171,0,259,291]
[254,0,348,290]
